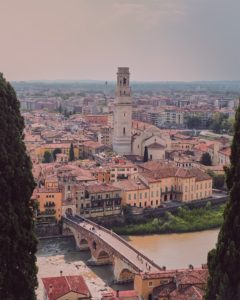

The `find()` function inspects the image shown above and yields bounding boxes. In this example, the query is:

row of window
[46,194,55,198]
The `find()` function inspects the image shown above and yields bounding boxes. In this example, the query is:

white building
[113,67,132,155]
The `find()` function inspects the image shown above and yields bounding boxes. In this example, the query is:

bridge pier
[113,257,135,283]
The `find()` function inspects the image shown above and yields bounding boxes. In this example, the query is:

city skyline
[1,0,240,82]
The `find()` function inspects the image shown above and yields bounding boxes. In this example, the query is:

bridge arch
[79,238,90,251]
[118,268,134,282]
[95,249,112,265]
[97,250,110,260]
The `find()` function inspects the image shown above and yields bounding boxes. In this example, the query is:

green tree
[52,148,61,161]
[207,171,225,190]
[209,112,233,134]
[58,104,62,114]
[0,73,38,299]
[186,116,202,129]
[200,152,212,166]
[42,150,52,163]
[213,174,225,189]
[143,146,148,162]
[69,143,75,161]
[206,103,240,299]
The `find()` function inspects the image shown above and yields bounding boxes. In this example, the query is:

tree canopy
[200,152,212,166]
[209,112,234,134]
[52,148,61,161]
[143,146,149,162]
[206,103,240,299]
[0,73,38,299]
[42,150,53,163]
[69,143,75,161]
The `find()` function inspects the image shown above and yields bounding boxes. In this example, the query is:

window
[148,281,153,287]
[134,193,136,200]
[140,193,142,199]
[128,194,131,200]
[123,127,126,135]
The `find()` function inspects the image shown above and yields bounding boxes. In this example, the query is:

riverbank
[37,237,132,300]
[113,204,225,235]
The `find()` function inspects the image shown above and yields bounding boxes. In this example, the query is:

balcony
[44,202,56,207]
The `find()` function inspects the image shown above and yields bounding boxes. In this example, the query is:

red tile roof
[42,275,91,300]
[101,290,139,300]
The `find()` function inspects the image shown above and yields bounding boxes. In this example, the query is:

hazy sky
[1,0,240,81]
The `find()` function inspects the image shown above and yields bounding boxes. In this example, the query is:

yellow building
[114,161,212,208]
[134,267,208,300]
[36,143,79,162]
[35,187,63,222]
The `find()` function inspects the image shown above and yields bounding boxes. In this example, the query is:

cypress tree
[206,103,240,300]
[42,150,53,163]
[52,148,61,161]
[200,152,212,166]
[69,143,75,161]
[0,74,38,299]
[143,146,148,162]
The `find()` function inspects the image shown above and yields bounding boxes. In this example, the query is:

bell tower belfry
[113,67,132,155]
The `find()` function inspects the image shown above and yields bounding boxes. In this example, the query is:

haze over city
[1,1,240,300]
[1,0,240,82]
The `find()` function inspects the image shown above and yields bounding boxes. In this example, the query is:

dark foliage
[143,146,148,162]
[42,150,53,163]
[206,104,240,300]
[0,73,38,299]
[200,152,212,166]
[69,143,75,161]
[52,148,61,161]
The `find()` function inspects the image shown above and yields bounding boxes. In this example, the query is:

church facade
[113,67,171,159]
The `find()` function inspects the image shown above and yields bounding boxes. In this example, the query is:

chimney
[49,284,53,295]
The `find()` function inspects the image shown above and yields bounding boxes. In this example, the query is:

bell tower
[113,67,132,155]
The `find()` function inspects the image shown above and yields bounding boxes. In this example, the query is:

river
[36,229,219,299]
[125,229,219,269]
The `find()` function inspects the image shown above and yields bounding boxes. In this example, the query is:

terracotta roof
[113,179,148,191]
[157,284,205,300]
[85,183,121,193]
[101,290,139,300]
[147,142,166,149]
[42,275,91,300]
[138,161,175,172]
[219,147,231,157]
[83,140,103,149]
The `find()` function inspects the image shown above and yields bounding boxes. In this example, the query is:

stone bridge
[62,215,162,282]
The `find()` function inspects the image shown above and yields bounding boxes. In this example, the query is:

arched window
[123,77,127,85]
